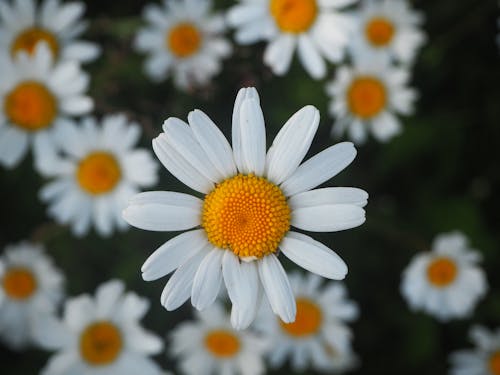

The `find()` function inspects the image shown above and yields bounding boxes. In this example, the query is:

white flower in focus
[0,43,92,169]
[123,87,368,329]
[38,114,159,237]
[326,56,417,144]
[0,0,100,64]
[349,0,426,65]
[450,325,500,375]
[170,300,268,375]
[37,280,164,375]
[401,231,488,322]
[254,271,358,373]
[134,0,232,89]
[227,0,356,79]
[0,242,64,349]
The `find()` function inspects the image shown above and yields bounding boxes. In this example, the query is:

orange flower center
[5,81,57,131]
[167,23,202,58]
[280,298,323,337]
[80,321,123,366]
[270,0,318,33]
[347,76,386,119]
[365,17,395,47]
[204,330,240,358]
[489,351,500,375]
[426,257,457,287]
[77,152,122,195]
[11,27,59,57]
[2,267,37,300]
[202,174,291,259]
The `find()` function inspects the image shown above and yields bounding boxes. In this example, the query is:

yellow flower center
[202,174,291,259]
[489,351,500,375]
[77,152,122,195]
[11,27,59,57]
[204,330,240,358]
[167,23,202,58]
[80,321,123,366]
[5,81,57,131]
[2,267,37,300]
[365,17,395,47]
[270,0,318,33]
[280,298,322,337]
[347,76,386,119]
[426,257,457,287]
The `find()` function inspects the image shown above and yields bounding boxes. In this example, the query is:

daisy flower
[134,0,232,89]
[450,325,500,375]
[0,42,92,169]
[123,87,368,329]
[227,0,356,79]
[401,231,488,322]
[38,114,159,237]
[349,0,426,64]
[326,56,417,143]
[0,242,64,349]
[36,279,164,375]
[254,271,358,373]
[0,0,100,64]
[170,300,268,375]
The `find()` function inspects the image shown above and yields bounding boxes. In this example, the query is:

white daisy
[134,0,232,89]
[36,279,164,375]
[349,0,426,65]
[0,42,92,169]
[401,231,488,322]
[0,241,64,350]
[0,0,100,64]
[38,114,159,237]
[450,325,500,375]
[123,87,368,329]
[254,271,358,373]
[227,0,356,79]
[326,56,417,144]
[170,300,268,375]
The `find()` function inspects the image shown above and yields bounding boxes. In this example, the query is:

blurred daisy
[134,0,232,89]
[227,0,356,79]
[38,114,158,237]
[170,300,268,375]
[0,43,92,169]
[326,56,417,143]
[254,271,358,373]
[123,87,368,329]
[37,279,164,375]
[0,242,64,349]
[350,0,426,64]
[401,231,487,322]
[450,325,500,375]
[0,0,100,63]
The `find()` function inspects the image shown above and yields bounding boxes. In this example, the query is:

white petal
[231,261,260,330]
[191,247,223,310]
[95,280,125,318]
[297,34,326,79]
[280,232,348,279]
[239,97,266,176]
[291,204,366,232]
[60,96,93,115]
[263,34,296,76]
[0,126,28,168]
[289,187,369,209]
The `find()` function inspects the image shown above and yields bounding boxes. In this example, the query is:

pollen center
[348,76,386,119]
[489,351,500,375]
[202,174,290,259]
[204,330,240,358]
[5,81,57,131]
[2,267,37,300]
[427,257,457,287]
[280,298,322,337]
[167,23,202,58]
[270,0,318,33]
[80,321,123,366]
[11,27,59,57]
[365,17,395,47]
[77,152,121,195]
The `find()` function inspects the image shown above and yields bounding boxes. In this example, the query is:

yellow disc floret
[202,174,291,259]
[2,267,37,300]
[270,0,318,33]
[204,330,240,358]
[80,321,123,365]
[280,298,322,337]
[489,351,500,375]
[167,23,202,58]
[365,17,395,47]
[11,27,59,57]
[347,76,386,119]
[426,257,457,287]
[77,152,122,195]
